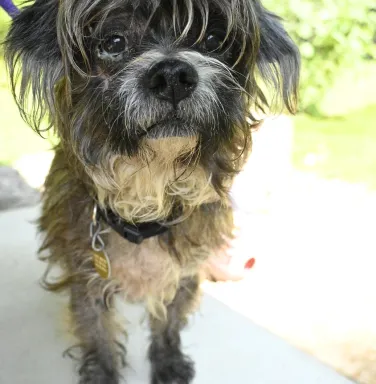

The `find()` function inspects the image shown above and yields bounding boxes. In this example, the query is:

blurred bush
[1,1,376,115]
[264,0,376,114]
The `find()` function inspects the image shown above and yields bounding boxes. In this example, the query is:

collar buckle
[121,223,144,244]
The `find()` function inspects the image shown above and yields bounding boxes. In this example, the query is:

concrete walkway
[0,206,353,384]
[208,169,376,383]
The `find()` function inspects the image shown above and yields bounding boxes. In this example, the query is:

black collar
[97,206,177,245]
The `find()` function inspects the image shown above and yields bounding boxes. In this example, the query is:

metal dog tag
[93,250,111,279]
[91,204,111,279]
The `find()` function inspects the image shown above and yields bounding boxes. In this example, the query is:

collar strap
[97,206,173,245]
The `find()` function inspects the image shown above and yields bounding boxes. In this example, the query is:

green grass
[293,105,376,189]
[0,9,54,165]
[0,60,54,165]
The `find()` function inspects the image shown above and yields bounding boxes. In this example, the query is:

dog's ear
[256,6,300,114]
[5,0,62,132]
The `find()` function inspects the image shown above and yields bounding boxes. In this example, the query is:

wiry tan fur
[107,231,199,320]
[39,136,238,322]
[82,136,235,320]
[89,137,222,224]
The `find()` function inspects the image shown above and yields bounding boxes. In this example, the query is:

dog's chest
[106,231,182,303]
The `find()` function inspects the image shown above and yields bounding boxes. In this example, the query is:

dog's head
[6,0,299,216]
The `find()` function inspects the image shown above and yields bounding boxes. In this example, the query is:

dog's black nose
[145,59,198,106]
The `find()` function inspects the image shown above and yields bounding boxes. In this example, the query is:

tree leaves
[264,0,376,113]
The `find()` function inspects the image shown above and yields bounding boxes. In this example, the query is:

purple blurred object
[0,0,19,18]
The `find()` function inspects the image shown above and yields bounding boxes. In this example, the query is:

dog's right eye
[97,34,127,60]
[102,35,126,55]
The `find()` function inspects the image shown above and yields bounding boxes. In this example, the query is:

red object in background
[244,257,256,270]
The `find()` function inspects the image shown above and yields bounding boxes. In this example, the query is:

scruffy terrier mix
[6,0,299,383]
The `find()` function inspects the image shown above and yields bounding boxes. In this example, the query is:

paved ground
[4,116,376,383]
[206,169,376,384]
[0,166,40,211]
[0,206,353,384]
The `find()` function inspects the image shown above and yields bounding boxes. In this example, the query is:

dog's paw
[151,353,195,384]
[78,355,119,384]
[79,369,119,384]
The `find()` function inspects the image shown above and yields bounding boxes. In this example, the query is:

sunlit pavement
[7,116,376,382]
[0,206,354,384]
[204,169,376,383]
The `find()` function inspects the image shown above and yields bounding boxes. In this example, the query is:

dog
[5,0,299,383]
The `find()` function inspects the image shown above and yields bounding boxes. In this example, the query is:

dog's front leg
[70,281,123,384]
[148,275,199,384]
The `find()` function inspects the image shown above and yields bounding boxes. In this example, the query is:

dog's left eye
[101,34,126,55]
[204,34,223,52]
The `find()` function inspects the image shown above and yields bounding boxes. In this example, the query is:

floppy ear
[5,0,62,132]
[256,6,300,114]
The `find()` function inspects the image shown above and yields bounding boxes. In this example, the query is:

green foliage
[0,9,11,45]
[1,1,375,115]
[264,0,376,114]
[293,105,376,188]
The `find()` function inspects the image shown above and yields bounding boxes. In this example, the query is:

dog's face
[6,0,299,198]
